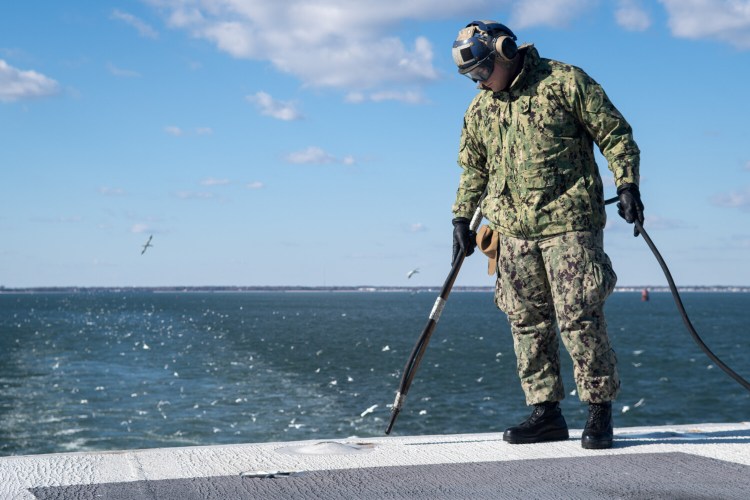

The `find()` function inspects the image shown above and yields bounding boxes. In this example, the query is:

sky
[1,0,749,288]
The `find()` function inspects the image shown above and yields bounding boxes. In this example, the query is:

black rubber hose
[605,196,750,392]
[387,197,748,436]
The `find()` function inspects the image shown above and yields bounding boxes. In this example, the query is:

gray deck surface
[2,422,749,499]
[29,452,750,499]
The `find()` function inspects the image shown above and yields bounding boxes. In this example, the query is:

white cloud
[345,92,366,104]
[0,59,60,102]
[409,223,427,233]
[246,91,303,120]
[284,146,357,165]
[106,62,141,78]
[638,214,686,230]
[711,185,750,210]
[165,125,184,136]
[164,125,212,136]
[142,0,750,96]
[200,177,230,186]
[615,0,652,31]
[659,0,750,49]
[111,9,159,39]
[143,0,495,90]
[175,191,216,200]
[605,214,683,234]
[98,186,126,196]
[285,146,336,164]
[31,215,83,224]
[246,181,264,189]
[0,48,25,59]
[131,223,151,234]
[346,89,427,104]
[510,0,596,29]
[370,90,426,104]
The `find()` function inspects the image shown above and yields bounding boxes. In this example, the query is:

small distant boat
[641,288,650,302]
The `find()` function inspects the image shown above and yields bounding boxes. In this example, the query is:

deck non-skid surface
[2,422,749,499]
[29,452,750,499]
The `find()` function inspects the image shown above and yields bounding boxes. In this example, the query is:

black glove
[452,217,476,264]
[617,184,645,237]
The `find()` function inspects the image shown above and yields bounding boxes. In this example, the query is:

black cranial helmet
[452,20,518,82]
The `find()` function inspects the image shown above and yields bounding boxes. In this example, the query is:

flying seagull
[407,268,419,279]
[141,235,153,255]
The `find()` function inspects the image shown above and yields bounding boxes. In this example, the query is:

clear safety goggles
[462,55,495,83]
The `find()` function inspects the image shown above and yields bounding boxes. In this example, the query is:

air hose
[603,196,750,392]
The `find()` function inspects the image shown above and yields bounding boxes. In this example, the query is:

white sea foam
[4,289,746,457]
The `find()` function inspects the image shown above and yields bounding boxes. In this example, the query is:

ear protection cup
[465,20,518,61]
[492,35,518,61]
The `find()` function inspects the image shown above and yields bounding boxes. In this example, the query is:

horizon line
[2,285,749,293]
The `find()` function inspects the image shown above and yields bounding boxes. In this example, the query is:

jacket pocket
[518,166,557,190]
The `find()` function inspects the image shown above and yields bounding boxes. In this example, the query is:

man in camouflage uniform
[450,21,644,449]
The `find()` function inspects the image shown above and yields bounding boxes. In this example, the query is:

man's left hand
[617,184,645,237]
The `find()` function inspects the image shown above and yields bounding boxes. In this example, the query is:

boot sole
[581,437,613,450]
[503,429,569,445]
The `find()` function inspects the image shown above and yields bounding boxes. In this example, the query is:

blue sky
[1,0,749,288]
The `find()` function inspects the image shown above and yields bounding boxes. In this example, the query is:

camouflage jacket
[453,45,640,238]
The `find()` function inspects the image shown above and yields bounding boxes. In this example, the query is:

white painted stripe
[1,422,748,499]
[429,297,446,321]
[392,391,406,409]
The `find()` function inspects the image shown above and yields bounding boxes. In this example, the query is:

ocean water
[1,290,748,457]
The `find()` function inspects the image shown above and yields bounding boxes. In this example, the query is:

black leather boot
[503,402,569,444]
[581,402,613,449]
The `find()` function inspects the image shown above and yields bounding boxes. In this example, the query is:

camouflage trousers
[494,230,620,405]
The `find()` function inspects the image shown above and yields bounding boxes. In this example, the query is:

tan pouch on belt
[475,225,499,275]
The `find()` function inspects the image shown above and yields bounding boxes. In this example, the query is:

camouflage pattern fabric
[494,230,620,404]
[452,45,640,238]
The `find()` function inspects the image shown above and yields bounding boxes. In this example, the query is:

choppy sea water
[1,291,748,456]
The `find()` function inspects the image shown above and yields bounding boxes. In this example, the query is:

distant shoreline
[1,285,749,293]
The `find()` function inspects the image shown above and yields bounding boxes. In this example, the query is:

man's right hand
[452,217,476,264]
